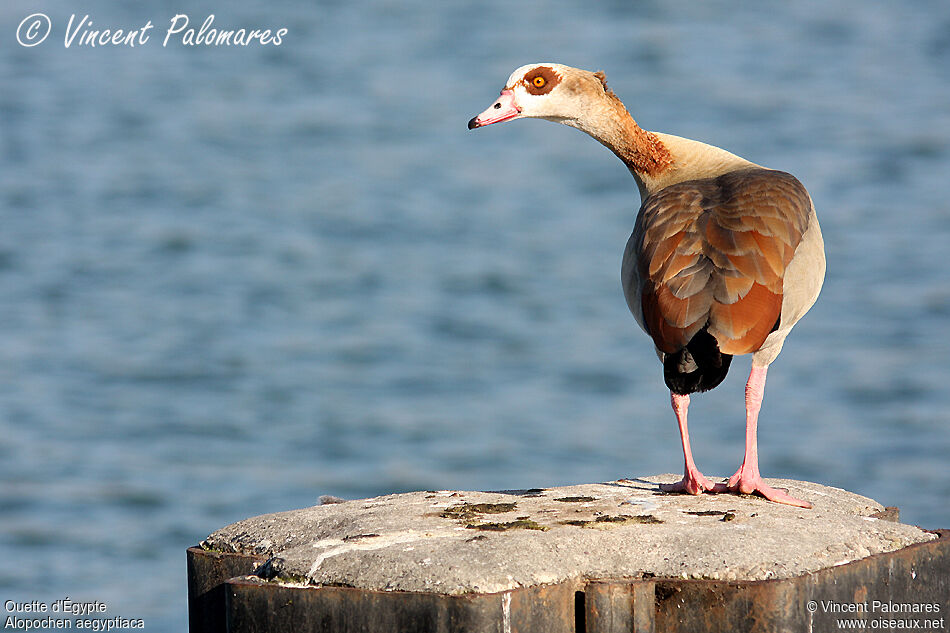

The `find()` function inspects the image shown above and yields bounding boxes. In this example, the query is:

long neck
[564,94,673,198]
[565,93,757,200]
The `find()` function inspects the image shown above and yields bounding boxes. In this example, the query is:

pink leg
[713,365,812,508]
[659,393,717,495]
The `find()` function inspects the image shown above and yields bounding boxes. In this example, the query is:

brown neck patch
[627,126,674,178]
[592,71,673,178]
[607,106,674,178]
[523,66,560,95]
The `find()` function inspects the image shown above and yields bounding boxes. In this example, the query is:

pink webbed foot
[713,467,812,508]
[709,365,813,508]
[659,468,718,496]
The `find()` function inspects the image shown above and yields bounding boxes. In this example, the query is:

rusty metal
[223,576,580,633]
[584,580,656,633]
[188,530,948,633]
[188,547,267,633]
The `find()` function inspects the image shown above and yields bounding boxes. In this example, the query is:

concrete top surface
[202,475,936,594]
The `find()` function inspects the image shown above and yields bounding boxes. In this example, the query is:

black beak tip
[467,116,479,130]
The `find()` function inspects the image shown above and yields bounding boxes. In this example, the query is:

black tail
[663,327,732,395]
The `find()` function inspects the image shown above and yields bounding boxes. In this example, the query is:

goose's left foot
[713,466,811,508]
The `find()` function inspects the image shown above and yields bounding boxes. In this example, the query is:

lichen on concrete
[202,475,936,595]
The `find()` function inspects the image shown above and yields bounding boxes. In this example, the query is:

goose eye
[524,66,558,95]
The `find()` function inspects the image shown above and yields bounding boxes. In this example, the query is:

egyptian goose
[469,63,825,508]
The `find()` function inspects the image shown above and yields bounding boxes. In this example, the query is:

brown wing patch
[718,272,754,304]
[708,283,783,354]
[654,282,710,328]
[749,231,789,278]
[641,283,706,353]
[646,232,685,278]
[632,169,811,355]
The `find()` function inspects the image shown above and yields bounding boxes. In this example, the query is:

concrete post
[188,475,948,632]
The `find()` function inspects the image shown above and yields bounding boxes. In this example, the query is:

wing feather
[628,168,811,355]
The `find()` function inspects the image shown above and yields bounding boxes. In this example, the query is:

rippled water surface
[2,1,949,630]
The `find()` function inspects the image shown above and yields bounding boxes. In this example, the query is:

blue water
[2,1,949,630]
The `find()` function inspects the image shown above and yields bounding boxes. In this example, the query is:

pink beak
[468,90,522,129]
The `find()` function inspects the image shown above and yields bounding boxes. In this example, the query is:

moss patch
[685,510,731,517]
[466,519,548,532]
[440,502,518,520]
[597,514,662,525]
[559,519,591,527]
[560,514,663,528]
[684,510,737,521]
[554,496,597,503]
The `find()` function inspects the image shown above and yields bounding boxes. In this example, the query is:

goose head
[469,63,681,196]
[467,63,612,131]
